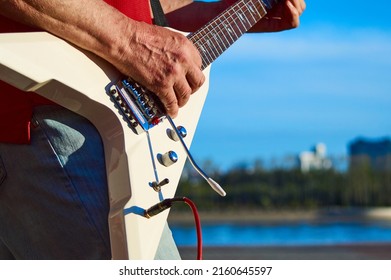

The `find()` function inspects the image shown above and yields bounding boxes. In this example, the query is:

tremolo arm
[109,78,226,197]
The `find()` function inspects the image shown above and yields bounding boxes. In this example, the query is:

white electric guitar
[0,0,279,259]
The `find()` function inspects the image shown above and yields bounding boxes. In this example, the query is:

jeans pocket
[0,156,6,186]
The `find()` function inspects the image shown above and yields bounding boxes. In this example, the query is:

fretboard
[188,0,280,70]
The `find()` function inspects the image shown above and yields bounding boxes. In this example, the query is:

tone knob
[160,151,178,167]
[168,126,187,142]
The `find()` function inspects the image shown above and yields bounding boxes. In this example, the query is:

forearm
[0,0,144,70]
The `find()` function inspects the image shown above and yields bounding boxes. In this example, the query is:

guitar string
[189,0,255,43]
[195,1,266,58]
[189,0,266,48]
[191,2,248,63]
[189,0,268,69]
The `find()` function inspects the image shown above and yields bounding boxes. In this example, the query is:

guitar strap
[150,0,169,27]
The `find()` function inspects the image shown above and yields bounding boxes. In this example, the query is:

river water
[171,220,391,246]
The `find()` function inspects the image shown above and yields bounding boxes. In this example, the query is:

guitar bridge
[109,78,166,134]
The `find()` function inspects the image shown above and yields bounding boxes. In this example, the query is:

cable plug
[144,198,174,218]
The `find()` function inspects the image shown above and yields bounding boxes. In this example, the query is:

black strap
[150,0,169,27]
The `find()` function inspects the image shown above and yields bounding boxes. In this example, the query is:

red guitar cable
[182,197,202,260]
[144,197,203,260]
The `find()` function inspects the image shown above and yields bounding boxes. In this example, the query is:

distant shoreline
[170,207,391,260]
[168,207,391,225]
[178,243,391,260]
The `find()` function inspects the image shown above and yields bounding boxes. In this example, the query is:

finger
[174,80,192,108]
[286,0,301,28]
[159,88,179,117]
[288,0,305,15]
[300,0,306,12]
[186,67,205,94]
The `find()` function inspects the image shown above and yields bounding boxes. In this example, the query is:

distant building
[298,143,332,172]
[348,137,391,171]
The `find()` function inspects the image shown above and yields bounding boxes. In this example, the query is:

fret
[246,4,257,23]
[194,28,216,63]
[193,37,213,67]
[235,7,250,33]
[209,32,225,55]
[242,3,257,29]
[211,22,231,54]
[247,1,261,20]
[204,24,221,60]
[228,12,243,42]
[221,20,235,44]
[215,17,232,47]
[204,37,219,62]
[188,0,277,70]
[194,42,212,69]
[237,10,248,29]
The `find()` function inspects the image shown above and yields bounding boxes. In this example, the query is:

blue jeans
[0,105,180,259]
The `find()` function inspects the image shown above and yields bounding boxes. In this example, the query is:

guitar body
[0,0,277,259]
[0,31,211,259]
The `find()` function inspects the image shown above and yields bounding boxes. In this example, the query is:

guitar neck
[188,0,281,70]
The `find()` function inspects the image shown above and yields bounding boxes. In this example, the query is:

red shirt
[0,0,152,144]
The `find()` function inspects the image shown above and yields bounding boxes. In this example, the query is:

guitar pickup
[109,78,166,134]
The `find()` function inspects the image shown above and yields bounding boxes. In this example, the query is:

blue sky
[189,0,391,170]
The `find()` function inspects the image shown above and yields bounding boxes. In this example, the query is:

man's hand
[114,23,205,118]
[251,0,306,33]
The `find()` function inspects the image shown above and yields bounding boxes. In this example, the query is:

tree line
[174,160,391,211]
